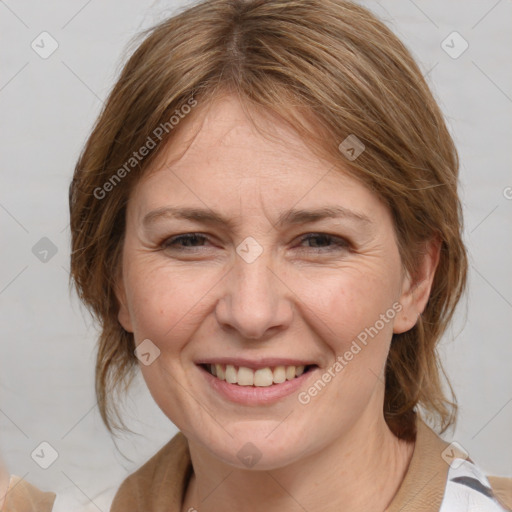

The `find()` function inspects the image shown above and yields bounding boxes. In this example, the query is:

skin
[0,457,11,510]
[0,457,10,509]
[116,93,439,512]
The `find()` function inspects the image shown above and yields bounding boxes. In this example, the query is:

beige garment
[1,475,56,512]
[110,414,512,512]
[110,414,512,511]
[2,415,511,511]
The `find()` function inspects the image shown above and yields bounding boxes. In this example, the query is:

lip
[197,363,319,405]
[194,357,316,369]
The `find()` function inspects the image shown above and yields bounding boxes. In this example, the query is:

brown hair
[69,0,467,441]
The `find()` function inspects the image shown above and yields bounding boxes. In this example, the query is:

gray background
[1,0,511,510]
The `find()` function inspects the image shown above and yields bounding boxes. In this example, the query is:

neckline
[176,415,451,512]
[110,414,452,512]
[385,415,451,511]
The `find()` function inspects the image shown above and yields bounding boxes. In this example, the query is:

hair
[69,0,467,442]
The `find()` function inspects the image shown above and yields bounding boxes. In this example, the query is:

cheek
[290,268,399,426]
[299,265,399,370]
[296,266,397,394]
[123,258,218,346]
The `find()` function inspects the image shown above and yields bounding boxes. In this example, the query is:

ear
[114,270,134,333]
[393,237,441,334]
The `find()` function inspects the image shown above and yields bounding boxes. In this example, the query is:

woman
[2,0,510,511]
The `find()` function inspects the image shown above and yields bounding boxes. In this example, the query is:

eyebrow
[142,205,372,230]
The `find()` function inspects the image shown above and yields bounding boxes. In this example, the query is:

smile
[197,360,319,405]
[201,363,316,387]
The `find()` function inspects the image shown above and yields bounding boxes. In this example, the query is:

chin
[198,422,316,471]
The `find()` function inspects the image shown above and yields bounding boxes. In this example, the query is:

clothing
[2,415,511,511]
[441,459,511,511]
[109,415,512,512]
[1,475,56,512]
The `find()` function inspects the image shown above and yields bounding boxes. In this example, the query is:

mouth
[198,363,318,387]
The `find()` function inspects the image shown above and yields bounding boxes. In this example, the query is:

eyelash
[160,233,350,253]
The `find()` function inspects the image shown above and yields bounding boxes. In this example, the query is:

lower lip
[198,365,317,405]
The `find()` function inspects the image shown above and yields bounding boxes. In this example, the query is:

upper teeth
[208,364,306,387]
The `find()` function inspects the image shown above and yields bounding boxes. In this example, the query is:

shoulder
[388,415,511,511]
[486,475,512,510]
[440,458,512,511]
[415,416,512,511]
[1,475,56,512]
[110,431,192,512]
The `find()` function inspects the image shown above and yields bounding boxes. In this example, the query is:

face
[116,94,433,470]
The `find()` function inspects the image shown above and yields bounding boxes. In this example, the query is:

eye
[159,232,350,253]
[161,233,210,250]
[296,233,350,252]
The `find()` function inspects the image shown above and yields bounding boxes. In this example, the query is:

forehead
[148,94,324,178]
[132,94,386,222]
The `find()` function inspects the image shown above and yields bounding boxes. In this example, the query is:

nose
[215,250,294,341]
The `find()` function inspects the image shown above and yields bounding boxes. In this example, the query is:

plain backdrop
[1,0,511,510]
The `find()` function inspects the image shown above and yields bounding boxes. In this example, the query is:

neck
[182,405,415,512]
